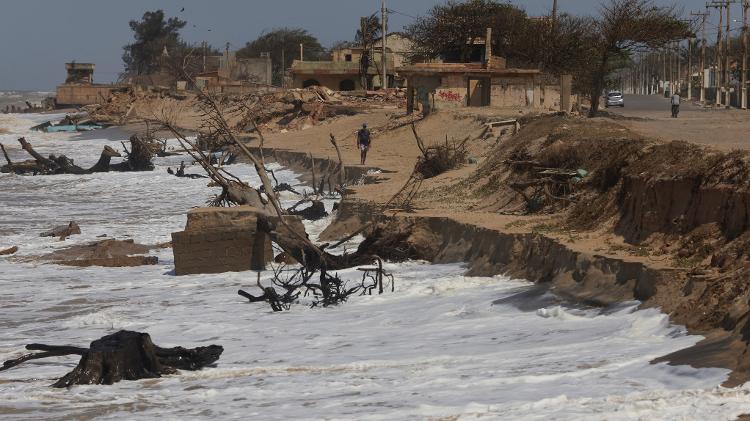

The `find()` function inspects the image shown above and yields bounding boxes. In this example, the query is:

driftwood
[1,137,152,175]
[410,124,468,179]
[238,264,376,311]
[310,153,318,195]
[329,134,346,189]
[114,135,155,171]
[0,143,11,165]
[1,331,223,387]
[40,221,81,240]
[287,199,328,221]
[0,246,18,255]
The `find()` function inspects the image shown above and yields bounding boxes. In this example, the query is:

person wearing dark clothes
[357,123,371,165]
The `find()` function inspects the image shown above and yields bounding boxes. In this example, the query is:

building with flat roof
[57,63,123,107]
[290,33,412,91]
[64,62,95,84]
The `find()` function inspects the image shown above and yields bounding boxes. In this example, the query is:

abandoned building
[400,29,574,114]
[56,63,123,107]
[189,51,273,94]
[290,33,412,91]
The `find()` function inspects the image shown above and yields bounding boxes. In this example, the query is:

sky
[0,0,730,90]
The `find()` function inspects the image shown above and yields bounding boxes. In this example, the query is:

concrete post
[485,27,492,65]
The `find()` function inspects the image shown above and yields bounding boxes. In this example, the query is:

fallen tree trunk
[40,221,81,240]
[287,200,328,221]
[1,330,223,387]
[0,246,18,255]
[4,137,153,175]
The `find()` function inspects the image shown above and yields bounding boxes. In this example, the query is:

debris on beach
[0,246,18,256]
[0,330,223,387]
[286,199,328,221]
[40,221,81,241]
[30,114,108,133]
[1,135,154,175]
[23,238,159,267]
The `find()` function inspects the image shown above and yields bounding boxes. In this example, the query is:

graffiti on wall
[437,90,463,103]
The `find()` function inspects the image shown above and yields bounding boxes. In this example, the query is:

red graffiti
[437,90,462,102]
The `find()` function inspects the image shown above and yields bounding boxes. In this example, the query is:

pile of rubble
[84,84,406,133]
[233,86,407,133]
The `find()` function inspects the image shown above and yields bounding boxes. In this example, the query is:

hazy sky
[0,0,727,90]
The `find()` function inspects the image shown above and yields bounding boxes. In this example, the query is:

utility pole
[687,37,693,101]
[381,0,388,90]
[726,1,735,107]
[552,0,558,24]
[709,1,725,106]
[662,49,667,95]
[743,0,748,109]
[692,10,710,104]
[667,44,675,96]
[677,41,682,95]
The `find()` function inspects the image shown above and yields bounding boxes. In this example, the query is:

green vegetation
[237,28,325,86]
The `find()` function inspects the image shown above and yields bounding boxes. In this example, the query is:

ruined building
[56,63,123,107]
[192,51,273,94]
[399,29,574,114]
[290,33,413,91]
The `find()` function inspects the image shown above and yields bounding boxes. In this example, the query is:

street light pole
[726,1,734,107]
[743,0,748,109]
[691,10,709,104]
[381,0,388,90]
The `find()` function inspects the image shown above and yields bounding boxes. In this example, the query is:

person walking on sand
[671,92,681,118]
[357,123,371,165]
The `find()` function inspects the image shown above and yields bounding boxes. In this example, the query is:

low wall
[56,84,120,106]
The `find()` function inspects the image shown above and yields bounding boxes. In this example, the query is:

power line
[387,9,418,20]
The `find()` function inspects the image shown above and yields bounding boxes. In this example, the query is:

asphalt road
[606,94,689,116]
[597,94,750,151]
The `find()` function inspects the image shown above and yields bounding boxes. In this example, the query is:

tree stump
[1,330,223,387]
[288,200,328,221]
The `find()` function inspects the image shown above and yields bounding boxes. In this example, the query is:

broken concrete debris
[172,206,273,276]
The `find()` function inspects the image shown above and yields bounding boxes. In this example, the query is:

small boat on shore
[43,123,104,133]
[31,115,107,133]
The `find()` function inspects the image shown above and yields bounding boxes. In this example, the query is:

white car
[606,91,624,107]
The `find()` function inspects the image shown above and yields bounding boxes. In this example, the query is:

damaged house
[289,33,413,91]
[400,29,574,115]
[56,63,125,107]
[192,50,273,94]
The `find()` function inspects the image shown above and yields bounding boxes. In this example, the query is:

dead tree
[411,122,469,179]
[1,330,223,387]
[239,265,366,311]
[329,134,346,190]
[287,199,328,221]
[113,135,155,171]
[1,137,153,175]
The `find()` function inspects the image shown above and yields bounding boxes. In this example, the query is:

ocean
[1,106,750,420]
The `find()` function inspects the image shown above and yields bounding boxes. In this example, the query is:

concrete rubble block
[172,206,274,276]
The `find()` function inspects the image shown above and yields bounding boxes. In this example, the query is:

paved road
[608,94,699,116]
[600,94,750,151]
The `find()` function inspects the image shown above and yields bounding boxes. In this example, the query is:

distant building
[64,62,95,84]
[56,62,122,107]
[187,50,274,94]
[290,33,414,91]
[399,29,573,114]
